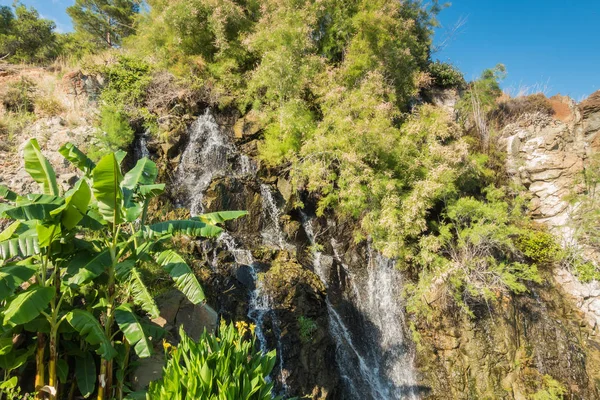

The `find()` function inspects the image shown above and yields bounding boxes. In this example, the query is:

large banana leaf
[115,304,153,358]
[129,268,160,319]
[155,250,205,304]
[0,236,40,260]
[92,153,123,225]
[195,211,248,225]
[23,139,59,196]
[58,142,95,175]
[122,158,158,190]
[75,351,96,399]
[0,263,37,301]
[51,179,91,230]
[145,220,223,240]
[64,249,112,287]
[4,203,62,221]
[36,223,61,248]
[0,185,18,202]
[66,310,117,360]
[3,286,54,325]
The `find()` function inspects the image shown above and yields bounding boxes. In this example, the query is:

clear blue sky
[3,0,599,100]
[434,1,600,100]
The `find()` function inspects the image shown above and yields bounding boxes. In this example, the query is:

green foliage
[93,104,135,157]
[0,140,246,399]
[147,321,280,400]
[573,260,600,283]
[515,229,564,266]
[298,316,317,344]
[0,3,59,64]
[408,187,542,317]
[428,61,466,89]
[531,375,567,400]
[67,0,140,49]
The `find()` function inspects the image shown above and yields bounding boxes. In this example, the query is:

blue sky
[3,0,599,100]
[434,1,600,100]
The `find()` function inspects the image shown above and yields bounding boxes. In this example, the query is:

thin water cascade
[260,184,287,249]
[300,213,419,400]
[217,232,288,393]
[176,109,256,216]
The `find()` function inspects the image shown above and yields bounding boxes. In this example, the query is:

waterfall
[260,184,287,249]
[176,109,256,216]
[218,232,288,392]
[301,213,419,400]
[133,130,150,161]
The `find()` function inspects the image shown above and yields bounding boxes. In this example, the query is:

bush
[2,77,36,113]
[491,93,555,126]
[428,61,466,89]
[298,316,318,344]
[409,187,542,317]
[147,321,280,399]
[34,95,66,117]
[515,229,564,266]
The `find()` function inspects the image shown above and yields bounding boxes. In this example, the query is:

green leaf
[122,158,158,190]
[4,203,62,221]
[196,211,248,225]
[66,310,117,360]
[115,304,153,358]
[92,153,123,225]
[0,376,17,390]
[36,223,61,248]
[65,250,112,287]
[138,184,165,198]
[0,236,40,260]
[53,179,92,230]
[23,139,59,196]
[0,263,37,301]
[3,286,54,325]
[75,351,96,398]
[155,250,205,304]
[115,259,136,281]
[146,220,223,240]
[0,222,20,242]
[0,337,13,355]
[57,358,69,384]
[59,142,96,175]
[129,268,160,319]
[0,185,18,202]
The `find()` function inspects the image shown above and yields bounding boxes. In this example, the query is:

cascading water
[301,213,419,400]
[175,110,287,392]
[133,130,150,161]
[217,232,288,392]
[176,109,256,216]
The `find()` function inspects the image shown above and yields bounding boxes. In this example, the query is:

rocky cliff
[2,67,600,399]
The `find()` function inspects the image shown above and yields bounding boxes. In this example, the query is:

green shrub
[298,316,318,344]
[88,105,135,159]
[408,187,542,317]
[516,229,564,266]
[531,375,567,400]
[147,321,280,399]
[573,260,600,283]
[428,61,466,89]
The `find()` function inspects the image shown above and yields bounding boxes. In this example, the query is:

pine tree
[66,0,140,49]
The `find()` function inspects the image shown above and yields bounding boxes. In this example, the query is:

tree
[0,140,246,399]
[67,0,141,49]
[0,3,58,63]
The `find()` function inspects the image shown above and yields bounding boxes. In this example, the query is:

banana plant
[0,140,247,400]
